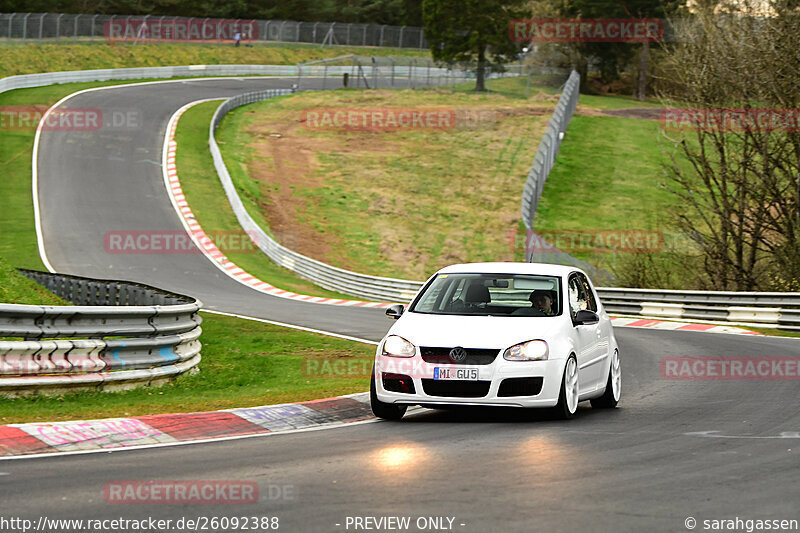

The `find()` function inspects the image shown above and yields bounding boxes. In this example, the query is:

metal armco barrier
[521,70,580,240]
[0,64,298,96]
[209,89,425,303]
[0,270,202,396]
[597,287,800,331]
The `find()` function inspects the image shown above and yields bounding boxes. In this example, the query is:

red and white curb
[610,316,760,335]
[162,101,392,309]
[0,393,373,459]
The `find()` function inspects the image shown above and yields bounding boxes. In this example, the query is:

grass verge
[0,257,64,305]
[0,312,375,424]
[215,86,558,281]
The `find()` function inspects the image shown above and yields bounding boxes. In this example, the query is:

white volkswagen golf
[370,262,621,420]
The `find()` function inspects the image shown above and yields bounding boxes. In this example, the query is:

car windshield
[409,273,562,317]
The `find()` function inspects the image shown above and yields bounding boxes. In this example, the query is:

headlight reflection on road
[370,443,429,474]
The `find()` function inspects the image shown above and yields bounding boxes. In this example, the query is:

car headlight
[382,335,416,357]
[503,340,549,361]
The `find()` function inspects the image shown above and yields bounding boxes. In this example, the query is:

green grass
[174,101,358,300]
[0,43,429,79]
[535,115,673,232]
[0,312,375,424]
[0,257,65,305]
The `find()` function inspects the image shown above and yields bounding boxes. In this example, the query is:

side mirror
[385,304,405,320]
[574,309,599,326]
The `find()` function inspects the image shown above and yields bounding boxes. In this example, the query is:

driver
[531,292,553,316]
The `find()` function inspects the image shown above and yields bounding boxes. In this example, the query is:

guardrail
[597,287,800,331]
[0,270,202,396]
[521,70,580,241]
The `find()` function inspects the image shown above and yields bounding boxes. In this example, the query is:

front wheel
[370,367,407,420]
[551,355,579,420]
[591,349,621,409]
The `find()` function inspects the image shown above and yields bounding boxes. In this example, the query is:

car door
[578,272,613,385]
[567,273,604,391]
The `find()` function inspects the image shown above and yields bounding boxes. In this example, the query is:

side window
[577,273,597,312]
[567,275,588,317]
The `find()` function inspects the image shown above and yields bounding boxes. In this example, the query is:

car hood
[388,312,566,349]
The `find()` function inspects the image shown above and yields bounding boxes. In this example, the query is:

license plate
[433,367,479,380]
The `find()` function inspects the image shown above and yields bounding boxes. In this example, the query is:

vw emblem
[449,347,468,363]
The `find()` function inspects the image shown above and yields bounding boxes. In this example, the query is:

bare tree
[658,0,800,290]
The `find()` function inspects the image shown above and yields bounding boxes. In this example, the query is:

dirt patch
[599,108,665,120]
[244,112,401,264]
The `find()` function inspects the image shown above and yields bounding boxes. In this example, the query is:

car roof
[435,262,587,278]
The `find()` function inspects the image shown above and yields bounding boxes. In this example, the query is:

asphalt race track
[8,77,799,532]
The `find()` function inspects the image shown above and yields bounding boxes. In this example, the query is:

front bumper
[374,354,565,408]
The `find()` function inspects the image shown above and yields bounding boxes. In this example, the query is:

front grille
[420,347,499,365]
[497,377,544,397]
[421,379,491,398]
[382,373,416,394]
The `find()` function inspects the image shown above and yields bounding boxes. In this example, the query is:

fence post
[56,13,63,40]
[312,22,318,43]
[38,13,46,42]
[346,23,351,45]
[419,28,424,48]
[91,14,98,41]
[398,25,404,48]
[22,13,30,43]
[390,56,395,87]
[73,14,79,42]
[362,24,366,46]
[7,13,14,42]
[379,24,386,47]
[295,21,300,42]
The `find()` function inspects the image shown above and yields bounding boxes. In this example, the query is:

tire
[370,367,407,420]
[591,349,621,409]
[551,355,579,420]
